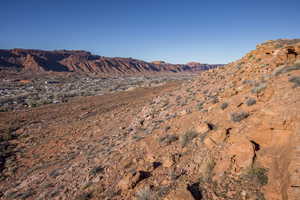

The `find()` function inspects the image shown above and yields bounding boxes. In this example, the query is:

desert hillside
[0,49,219,75]
[0,39,300,200]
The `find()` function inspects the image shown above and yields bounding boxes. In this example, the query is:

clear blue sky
[1,0,299,64]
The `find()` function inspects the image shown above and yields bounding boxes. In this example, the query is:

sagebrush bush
[158,134,178,146]
[247,167,268,186]
[90,166,104,175]
[180,130,198,147]
[245,98,256,106]
[230,112,249,122]
[289,76,300,88]
[196,101,204,111]
[251,82,267,94]
[272,63,300,76]
[136,187,157,200]
[76,192,93,200]
[220,102,228,110]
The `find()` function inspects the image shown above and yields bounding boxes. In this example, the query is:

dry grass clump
[220,102,228,110]
[289,76,300,88]
[245,98,256,106]
[230,112,249,122]
[180,130,198,147]
[272,63,300,76]
[246,167,268,186]
[136,187,157,200]
[158,134,178,146]
[251,82,267,94]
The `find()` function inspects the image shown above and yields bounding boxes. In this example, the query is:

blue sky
[1,0,299,64]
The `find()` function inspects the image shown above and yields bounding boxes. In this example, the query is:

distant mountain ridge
[0,48,222,75]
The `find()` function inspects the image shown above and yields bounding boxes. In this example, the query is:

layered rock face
[0,49,220,75]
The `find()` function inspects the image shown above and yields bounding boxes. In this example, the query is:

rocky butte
[0,38,299,200]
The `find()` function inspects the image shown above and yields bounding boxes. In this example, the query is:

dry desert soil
[1,39,300,200]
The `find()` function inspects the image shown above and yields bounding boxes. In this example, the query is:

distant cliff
[0,49,222,75]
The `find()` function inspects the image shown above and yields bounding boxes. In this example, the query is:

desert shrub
[90,166,104,176]
[27,100,38,107]
[132,135,144,141]
[272,63,300,76]
[1,121,21,142]
[5,189,36,199]
[158,134,178,146]
[274,43,284,48]
[251,82,267,94]
[179,99,188,106]
[1,130,12,142]
[156,186,171,198]
[235,63,243,69]
[199,132,208,143]
[161,101,169,108]
[220,102,228,110]
[164,126,171,132]
[76,192,93,200]
[260,64,269,68]
[273,39,300,47]
[169,170,179,181]
[248,55,254,60]
[175,96,182,101]
[230,112,249,122]
[180,130,198,147]
[210,97,219,104]
[0,108,8,112]
[242,79,255,86]
[206,161,216,182]
[196,101,204,111]
[40,99,52,105]
[247,167,268,186]
[289,76,300,88]
[245,98,256,106]
[136,187,157,200]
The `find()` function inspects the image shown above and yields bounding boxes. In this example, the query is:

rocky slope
[0,49,220,75]
[0,39,300,200]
